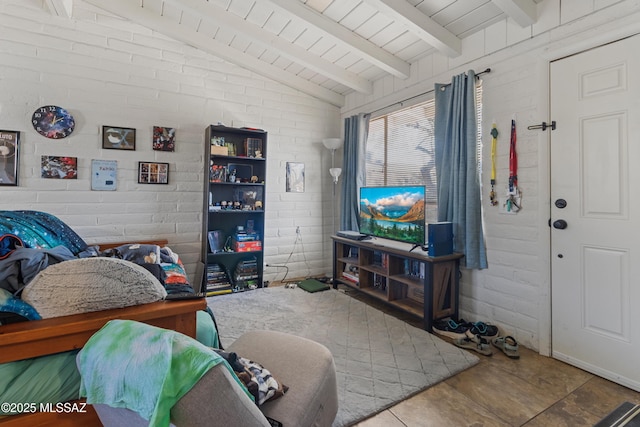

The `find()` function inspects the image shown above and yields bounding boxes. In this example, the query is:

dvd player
[336,230,370,240]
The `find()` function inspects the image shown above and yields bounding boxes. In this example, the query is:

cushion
[21,258,166,318]
[114,243,161,264]
[213,349,288,406]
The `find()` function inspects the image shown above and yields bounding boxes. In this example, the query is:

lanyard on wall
[509,119,517,194]
[505,118,521,213]
[490,123,498,206]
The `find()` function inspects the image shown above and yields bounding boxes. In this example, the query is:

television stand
[331,235,463,332]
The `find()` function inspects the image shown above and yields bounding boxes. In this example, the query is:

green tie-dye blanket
[77,319,251,426]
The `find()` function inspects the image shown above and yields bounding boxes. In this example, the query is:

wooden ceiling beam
[362,0,461,57]
[44,0,73,17]
[165,0,372,94]
[491,0,537,27]
[83,0,345,106]
[265,0,411,79]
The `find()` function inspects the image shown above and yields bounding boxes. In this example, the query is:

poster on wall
[41,156,77,179]
[152,126,176,152]
[0,130,19,186]
[91,159,117,191]
[286,162,305,193]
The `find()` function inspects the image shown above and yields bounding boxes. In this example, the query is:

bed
[0,238,207,427]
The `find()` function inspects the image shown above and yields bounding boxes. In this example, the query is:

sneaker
[432,318,469,339]
[466,321,499,339]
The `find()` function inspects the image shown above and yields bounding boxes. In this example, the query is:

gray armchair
[89,330,338,427]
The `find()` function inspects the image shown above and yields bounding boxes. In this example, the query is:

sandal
[453,332,493,356]
[492,336,520,359]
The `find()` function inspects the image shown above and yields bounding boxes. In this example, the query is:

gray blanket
[0,246,75,294]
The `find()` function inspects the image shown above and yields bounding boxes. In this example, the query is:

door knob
[553,219,568,229]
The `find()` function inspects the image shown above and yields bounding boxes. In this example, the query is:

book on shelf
[206,289,232,297]
[373,273,386,291]
[342,272,359,284]
[244,138,262,158]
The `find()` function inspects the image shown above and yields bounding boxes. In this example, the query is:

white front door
[550,34,640,391]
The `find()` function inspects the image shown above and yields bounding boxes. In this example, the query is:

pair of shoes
[467,321,499,339]
[453,331,493,356]
[432,318,469,339]
[492,336,520,359]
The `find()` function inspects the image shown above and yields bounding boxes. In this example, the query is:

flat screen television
[359,185,426,246]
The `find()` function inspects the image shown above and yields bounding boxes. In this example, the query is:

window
[365,82,483,224]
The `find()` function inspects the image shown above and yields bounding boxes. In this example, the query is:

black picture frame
[0,130,19,186]
[138,161,169,184]
[102,126,136,150]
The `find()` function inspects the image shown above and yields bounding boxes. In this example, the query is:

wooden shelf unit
[331,235,463,331]
[202,125,267,295]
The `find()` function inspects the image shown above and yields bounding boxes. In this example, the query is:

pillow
[0,288,41,322]
[213,349,288,406]
[113,243,162,264]
[21,258,167,318]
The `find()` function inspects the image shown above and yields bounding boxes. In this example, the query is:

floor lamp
[323,138,343,233]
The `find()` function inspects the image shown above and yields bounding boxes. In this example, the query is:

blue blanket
[77,319,250,427]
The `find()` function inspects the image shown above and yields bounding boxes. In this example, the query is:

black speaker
[428,222,453,257]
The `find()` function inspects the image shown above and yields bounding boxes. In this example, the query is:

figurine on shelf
[228,169,236,183]
[255,150,262,158]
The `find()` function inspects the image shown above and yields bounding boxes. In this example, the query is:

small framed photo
[102,126,136,150]
[0,130,19,186]
[138,161,169,184]
[153,126,175,152]
[41,156,78,179]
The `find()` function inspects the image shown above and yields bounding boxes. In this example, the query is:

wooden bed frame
[0,240,207,427]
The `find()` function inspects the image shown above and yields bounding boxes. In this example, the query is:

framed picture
[41,156,78,179]
[102,126,136,150]
[91,159,117,191]
[286,162,305,193]
[227,163,253,183]
[138,162,169,184]
[153,126,176,152]
[0,130,19,186]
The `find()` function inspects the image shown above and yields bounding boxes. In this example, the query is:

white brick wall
[342,0,640,352]
[0,1,340,283]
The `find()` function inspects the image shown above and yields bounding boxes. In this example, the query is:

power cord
[265,226,311,283]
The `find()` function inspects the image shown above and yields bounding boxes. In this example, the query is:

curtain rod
[369,68,491,116]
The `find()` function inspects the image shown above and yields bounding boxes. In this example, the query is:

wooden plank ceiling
[46,0,540,106]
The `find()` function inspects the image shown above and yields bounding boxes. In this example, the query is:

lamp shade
[322,138,342,150]
[329,167,342,184]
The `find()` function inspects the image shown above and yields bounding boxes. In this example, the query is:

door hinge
[527,121,556,131]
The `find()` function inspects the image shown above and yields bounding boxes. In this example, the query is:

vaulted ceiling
[45,0,541,106]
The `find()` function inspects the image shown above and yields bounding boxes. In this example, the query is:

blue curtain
[340,113,370,231]
[434,70,487,269]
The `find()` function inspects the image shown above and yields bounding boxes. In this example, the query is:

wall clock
[31,105,75,139]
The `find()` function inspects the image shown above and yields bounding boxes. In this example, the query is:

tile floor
[338,286,640,427]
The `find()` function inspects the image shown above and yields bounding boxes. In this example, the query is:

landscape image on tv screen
[359,185,426,246]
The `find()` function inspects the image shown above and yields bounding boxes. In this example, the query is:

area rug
[207,287,479,427]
